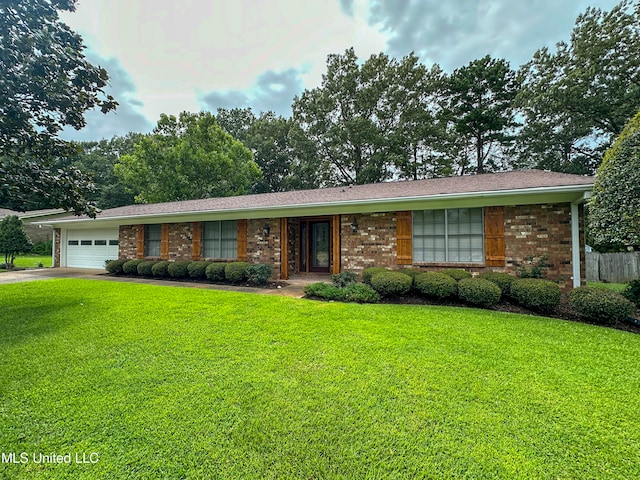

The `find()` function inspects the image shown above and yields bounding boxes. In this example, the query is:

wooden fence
[586,252,640,283]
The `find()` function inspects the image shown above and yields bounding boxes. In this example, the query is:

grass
[0,255,52,270]
[588,281,628,293]
[1,279,639,479]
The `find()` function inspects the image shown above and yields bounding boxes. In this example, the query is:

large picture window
[413,208,484,263]
[144,224,162,257]
[203,221,237,259]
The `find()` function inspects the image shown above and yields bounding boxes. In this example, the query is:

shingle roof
[48,169,594,224]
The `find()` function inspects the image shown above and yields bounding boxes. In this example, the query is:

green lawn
[2,255,53,270]
[588,281,628,293]
[1,279,639,479]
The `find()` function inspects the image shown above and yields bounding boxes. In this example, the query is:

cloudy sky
[60,0,620,141]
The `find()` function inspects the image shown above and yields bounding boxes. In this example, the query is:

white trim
[570,192,591,288]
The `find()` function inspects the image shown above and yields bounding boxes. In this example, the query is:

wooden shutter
[160,224,169,260]
[396,211,412,265]
[136,224,145,258]
[237,219,248,261]
[280,217,288,280]
[484,206,505,267]
[191,222,202,261]
[331,215,341,274]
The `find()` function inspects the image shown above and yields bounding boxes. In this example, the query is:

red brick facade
[105,202,585,289]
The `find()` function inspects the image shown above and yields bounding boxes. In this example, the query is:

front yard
[1,279,639,479]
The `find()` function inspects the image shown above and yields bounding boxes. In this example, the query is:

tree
[589,109,640,250]
[114,112,261,203]
[292,49,439,185]
[0,0,117,216]
[516,0,640,174]
[0,216,32,269]
[442,55,520,175]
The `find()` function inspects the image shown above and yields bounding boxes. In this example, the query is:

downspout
[571,192,591,288]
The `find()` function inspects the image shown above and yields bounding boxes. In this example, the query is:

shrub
[510,278,561,312]
[122,259,145,275]
[331,271,357,288]
[303,282,345,301]
[342,283,380,303]
[187,261,211,279]
[517,255,549,279]
[458,278,502,308]
[414,272,457,300]
[440,268,472,282]
[225,262,250,283]
[478,272,516,296]
[623,278,640,307]
[569,287,635,324]
[361,267,389,285]
[105,259,128,274]
[205,262,227,282]
[167,261,191,278]
[398,268,424,284]
[246,264,273,285]
[137,261,158,276]
[370,271,412,297]
[32,239,53,255]
[151,261,170,277]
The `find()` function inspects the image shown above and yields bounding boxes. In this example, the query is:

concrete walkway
[0,268,313,298]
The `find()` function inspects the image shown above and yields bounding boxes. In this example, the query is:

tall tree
[0,0,117,216]
[114,112,261,203]
[442,55,520,175]
[292,49,435,185]
[589,109,640,250]
[516,0,640,174]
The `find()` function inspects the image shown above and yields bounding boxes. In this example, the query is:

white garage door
[66,229,119,269]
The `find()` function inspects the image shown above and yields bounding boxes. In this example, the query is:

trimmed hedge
[440,269,472,282]
[187,261,211,279]
[370,271,412,297]
[510,278,561,312]
[331,271,357,288]
[122,259,145,275]
[304,282,344,301]
[569,287,634,324]
[205,262,227,282]
[458,278,502,308]
[304,282,380,303]
[623,279,640,307]
[399,268,425,284]
[151,261,170,277]
[167,261,191,279]
[246,264,273,285]
[105,259,128,274]
[361,267,389,285]
[414,272,457,300]
[478,272,516,296]
[225,262,250,283]
[137,261,158,276]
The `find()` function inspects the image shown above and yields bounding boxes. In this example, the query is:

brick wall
[341,212,397,273]
[167,223,192,260]
[53,228,61,267]
[118,225,138,259]
[247,218,282,276]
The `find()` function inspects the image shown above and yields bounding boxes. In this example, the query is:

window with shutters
[413,208,484,263]
[202,220,237,259]
[144,224,162,257]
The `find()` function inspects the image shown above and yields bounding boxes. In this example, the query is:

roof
[41,170,594,228]
[0,208,66,222]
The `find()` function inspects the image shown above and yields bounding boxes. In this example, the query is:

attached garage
[65,229,119,269]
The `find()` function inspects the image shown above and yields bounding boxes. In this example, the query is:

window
[95,240,107,246]
[68,240,79,246]
[80,240,92,246]
[202,221,237,259]
[109,239,119,246]
[145,224,162,257]
[413,208,484,263]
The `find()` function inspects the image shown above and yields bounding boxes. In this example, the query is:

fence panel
[587,252,640,283]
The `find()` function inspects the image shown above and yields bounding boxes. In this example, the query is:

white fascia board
[40,184,593,228]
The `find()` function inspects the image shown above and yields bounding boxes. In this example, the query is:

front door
[300,220,331,273]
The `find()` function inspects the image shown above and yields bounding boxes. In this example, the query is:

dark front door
[300,220,331,273]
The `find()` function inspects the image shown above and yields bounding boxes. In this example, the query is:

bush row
[105,259,272,285]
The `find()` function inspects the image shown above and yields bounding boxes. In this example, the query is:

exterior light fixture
[350,218,358,233]
[263,224,270,236]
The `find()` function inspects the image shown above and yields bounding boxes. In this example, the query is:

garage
[65,229,119,269]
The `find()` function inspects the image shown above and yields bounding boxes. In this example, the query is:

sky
[59,0,620,142]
